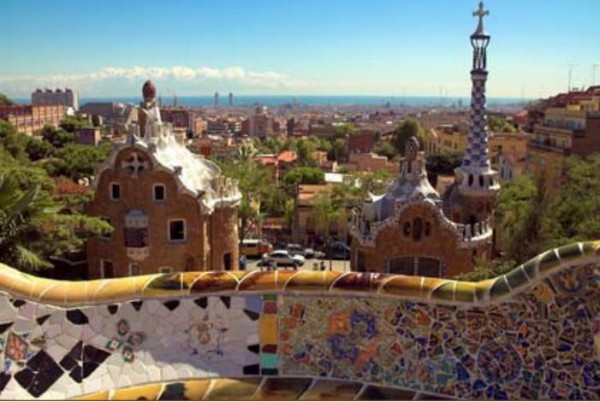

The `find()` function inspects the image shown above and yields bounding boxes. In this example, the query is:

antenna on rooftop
[568,64,577,92]
[592,64,599,86]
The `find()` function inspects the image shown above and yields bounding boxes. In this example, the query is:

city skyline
[1,0,599,99]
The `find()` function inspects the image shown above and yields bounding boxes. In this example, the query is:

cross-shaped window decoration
[121,152,148,177]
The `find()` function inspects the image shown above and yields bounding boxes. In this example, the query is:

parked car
[241,239,272,258]
[287,243,306,257]
[261,250,305,268]
[304,248,315,259]
[324,242,351,260]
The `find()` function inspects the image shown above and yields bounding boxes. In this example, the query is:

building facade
[0,104,66,135]
[32,88,79,111]
[85,81,241,278]
[526,87,600,194]
[241,106,281,138]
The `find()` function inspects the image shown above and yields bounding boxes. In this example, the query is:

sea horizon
[11,94,532,108]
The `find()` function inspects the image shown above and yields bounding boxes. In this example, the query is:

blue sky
[1,0,599,98]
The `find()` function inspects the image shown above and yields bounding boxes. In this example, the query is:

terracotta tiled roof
[277,150,297,163]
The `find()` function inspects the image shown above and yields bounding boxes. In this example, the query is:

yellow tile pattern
[0,240,597,308]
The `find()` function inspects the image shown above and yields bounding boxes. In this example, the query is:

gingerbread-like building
[86,81,241,278]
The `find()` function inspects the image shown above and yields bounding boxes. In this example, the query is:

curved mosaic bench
[0,241,598,400]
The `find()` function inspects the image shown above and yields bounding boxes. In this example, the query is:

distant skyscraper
[214,92,219,107]
[228,92,233,106]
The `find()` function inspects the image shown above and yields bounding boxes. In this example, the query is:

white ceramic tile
[17,302,36,320]
[13,318,36,333]
[0,297,16,322]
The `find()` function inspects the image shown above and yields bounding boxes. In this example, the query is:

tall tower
[214,91,219,107]
[228,92,233,106]
[453,1,499,223]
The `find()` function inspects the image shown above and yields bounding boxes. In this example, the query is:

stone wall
[0,241,598,400]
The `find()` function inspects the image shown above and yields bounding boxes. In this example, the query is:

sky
[1,0,599,99]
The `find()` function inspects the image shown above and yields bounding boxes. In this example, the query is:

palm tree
[0,175,57,270]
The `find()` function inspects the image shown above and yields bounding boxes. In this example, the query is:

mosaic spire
[456,2,499,197]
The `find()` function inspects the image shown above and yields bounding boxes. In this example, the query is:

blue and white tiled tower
[455,2,500,201]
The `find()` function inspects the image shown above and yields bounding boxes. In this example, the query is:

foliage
[59,115,91,133]
[0,120,111,272]
[282,166,325,191]
[330,170,393,207]
[333,123,357,138]
[25,137,54,161]
[454,257,516,281]
[426,152,464,175]
[41,125,75,148]
[425,152,464,187]
[43,143,112,181]
[392,118,425,154]
[0,120,29,161]
[310,192,345,236]
[215,157,272,241]
[327,137,347,163]
[292,139,317,166]
[495,173,550,263]
[373,139,400,161]
[488,115,516,133]
[235,141,258,161]
[0,172,111,272]
[0,93,14,106]
[542,154,600,247]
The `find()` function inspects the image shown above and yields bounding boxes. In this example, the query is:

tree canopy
[392,118,425,154]
[488,115,516,133]
[0,93,14,106]
[282,166,325,190]
[0,120,111,272]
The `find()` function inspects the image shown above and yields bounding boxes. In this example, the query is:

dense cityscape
[0,0,599,400]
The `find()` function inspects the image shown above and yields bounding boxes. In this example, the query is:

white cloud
[0,65,311,96]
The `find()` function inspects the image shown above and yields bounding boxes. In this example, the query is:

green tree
[41,125,75,148]
[293,139,317,166]
[495,174,550,263]
[25,137,54,161]
[0,172,111,272]
[216,158,272,241]
[0,93,14,106]
[488,115,516,133]
[43,144,112,181]
[425,152,464,187]
[59,115,91,133]
[310,192,345,238]
[333,123,357,138]
[374,139,400,161]
[454,257,516,281]
[542,154,600,247]
[282,166,325,193]
[392,118,425,154]
[0,120,29,161]
[328,137,347,163]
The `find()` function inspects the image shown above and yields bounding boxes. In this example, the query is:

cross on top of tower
[473,1,489,20]
[472,1,489,36]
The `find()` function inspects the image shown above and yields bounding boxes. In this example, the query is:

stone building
[348,2,497,277]
[85,81,241,278]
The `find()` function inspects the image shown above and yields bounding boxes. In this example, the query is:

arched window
[468,174,474,186]
[479,175,485,187]
[413,218,423,241]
